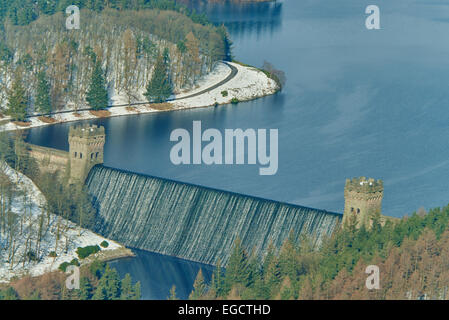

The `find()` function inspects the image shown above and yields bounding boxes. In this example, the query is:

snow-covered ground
[0,62,279,132]
[173,62,278,108]
[0,162,127,283]
[174,62,233,99]
[109,61,233,105]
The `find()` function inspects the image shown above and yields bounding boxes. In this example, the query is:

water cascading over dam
[86,165,342,265]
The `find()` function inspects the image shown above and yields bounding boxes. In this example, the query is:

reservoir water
[108,249,214,300]
[25,0,449,298]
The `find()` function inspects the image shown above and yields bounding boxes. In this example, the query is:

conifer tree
[252,271,269,300]
[168,285,178,300]
[79,277,92,300]
[144,52,172,103]
[210,259,225,297]
[278,234,298,285]
[7,72,28,121]
[86,61,108,110]
[262,241,276,275]
[189,269,207,300]
[0,287,18,300]
[246,251,260,290]
[92,285,106,300]
[35,70,51,114]
[223,238,251,293]
[120,273,134,300]
[133,281,141,300]
[264,255,281,298]
[93,265,121,300]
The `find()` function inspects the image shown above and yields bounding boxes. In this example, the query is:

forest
[0,131,141,300]
[0,260,141,300]
[0,0,231,118]
[0,0,212,27]
[185,205,449,300]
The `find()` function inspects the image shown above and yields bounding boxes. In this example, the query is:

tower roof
[345,177,383,193]
[69,124,105,138]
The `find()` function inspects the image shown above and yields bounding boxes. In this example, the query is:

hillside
[0,6,229,112]
[188,206,449,300]
[0,155,132,282]
[0,0,214,26]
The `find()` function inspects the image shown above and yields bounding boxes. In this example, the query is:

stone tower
[343,177,383,229]
[68,124,105,184]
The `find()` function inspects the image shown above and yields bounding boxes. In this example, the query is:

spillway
[86,165,342,265]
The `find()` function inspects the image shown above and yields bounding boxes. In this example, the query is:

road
[26,62,238,119]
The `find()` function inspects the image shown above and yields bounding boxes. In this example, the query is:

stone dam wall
[27,144,69,175]
[86,165,342,265]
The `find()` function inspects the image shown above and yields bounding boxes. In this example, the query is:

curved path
[25,62,238,119]
[169,62,238,101]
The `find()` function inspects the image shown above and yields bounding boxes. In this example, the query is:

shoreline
[0,60,279,283]
[84,246,135,264]
[0,161,134,284]
[0,247,136,285]
[0,62,279,133]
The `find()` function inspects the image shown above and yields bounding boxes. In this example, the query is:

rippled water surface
[25,0,449,299]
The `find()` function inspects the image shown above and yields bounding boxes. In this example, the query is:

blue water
[27,0,449,217]
[25,0,449,298]
[86,165,340,265]
[108,249,214,300]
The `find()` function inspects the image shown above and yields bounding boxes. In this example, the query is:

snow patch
[0,162,124,283]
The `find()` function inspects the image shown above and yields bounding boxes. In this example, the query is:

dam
[25,123,344,266]
[28,123,397,266]
[85,165,342,265]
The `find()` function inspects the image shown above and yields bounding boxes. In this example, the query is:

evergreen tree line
[186,205,449,300]
[5,48,172,121]
[3,68,54,120]
[0,0,230,61]
[0,260,140,300]
[0,0,212,27]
